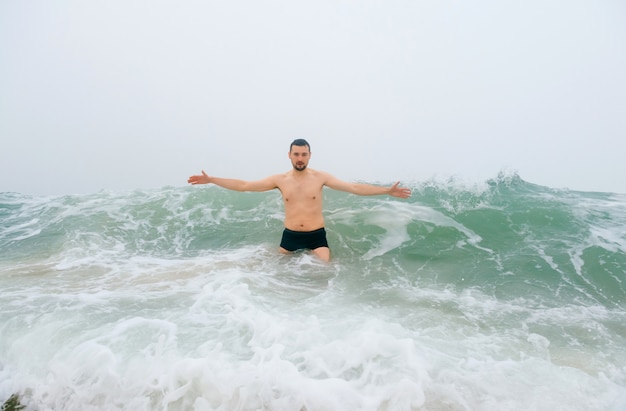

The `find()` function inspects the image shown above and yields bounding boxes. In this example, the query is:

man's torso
[276,169,326,231]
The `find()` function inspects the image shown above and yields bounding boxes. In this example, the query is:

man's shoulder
[305,168,332,178]
[311,169,336,182]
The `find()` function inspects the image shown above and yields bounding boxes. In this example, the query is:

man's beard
[293,162,307,171]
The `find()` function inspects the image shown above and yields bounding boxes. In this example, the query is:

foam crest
[331,199,489,259]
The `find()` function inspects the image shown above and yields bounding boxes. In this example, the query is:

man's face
[289,145,311,171]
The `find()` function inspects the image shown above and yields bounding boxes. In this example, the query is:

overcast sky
[1,0,625,196]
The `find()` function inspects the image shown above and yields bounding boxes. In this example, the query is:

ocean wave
[1,174,625,410]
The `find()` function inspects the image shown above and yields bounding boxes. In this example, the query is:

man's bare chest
[280,181,324,203]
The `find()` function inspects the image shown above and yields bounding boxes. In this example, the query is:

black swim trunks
[280,227,329,252]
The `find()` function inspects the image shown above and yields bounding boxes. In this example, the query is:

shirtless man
[187,139,411,262]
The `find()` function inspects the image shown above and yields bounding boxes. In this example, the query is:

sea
[1,173,625,411]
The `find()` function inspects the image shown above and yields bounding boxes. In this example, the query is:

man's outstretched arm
[324,173,411,198]
[187,170,278,192]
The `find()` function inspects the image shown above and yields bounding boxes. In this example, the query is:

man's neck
[290,168,310,178]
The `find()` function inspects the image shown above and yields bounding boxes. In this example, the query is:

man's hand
[389,182,412,199]
[187,170,211,185]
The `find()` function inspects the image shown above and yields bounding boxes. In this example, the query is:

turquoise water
[1,174,625,410]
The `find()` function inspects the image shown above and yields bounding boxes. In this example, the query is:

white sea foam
[2,251,625,411]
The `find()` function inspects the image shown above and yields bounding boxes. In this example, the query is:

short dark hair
[290,139,310,152]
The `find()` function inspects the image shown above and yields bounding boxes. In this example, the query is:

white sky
[1,0,625,196]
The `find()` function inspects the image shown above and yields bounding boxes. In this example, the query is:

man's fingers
[188,172,202,184]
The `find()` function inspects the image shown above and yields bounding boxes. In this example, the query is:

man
[187,139,411,262]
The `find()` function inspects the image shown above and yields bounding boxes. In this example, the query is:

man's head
[289,139,311,171]
[290,138,310,152]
